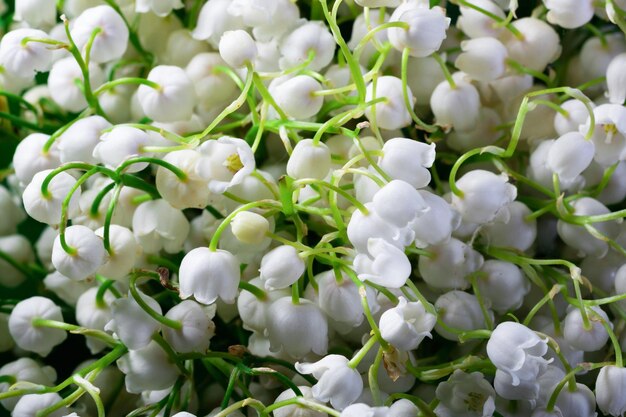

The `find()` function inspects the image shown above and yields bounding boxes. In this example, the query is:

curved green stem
[129,272,182,330]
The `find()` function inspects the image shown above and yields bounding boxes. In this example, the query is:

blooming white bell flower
[547,132,595,184]
[354,237,412,288]
[51,225,105,281]
[455,37,507,82]
[347,203,413,253]
[544,0,594,29]
[486,321,551,386]
[179,247,240,305]
[13,133,60,185]
[596,366,626,417]
[410,190,460,247]
[137,65,196,123]
[13,393,67,417]
[155,149,211,209]
[582,103,626,166]
[378,138,436,189]
[501,17,561,72]
[105,290,162,350]
[430,73,481,132]
[117,340,180,394]
[434,370,496,417]
[451,169,517,225]
[607,53,626,104]
[295,354,363,410]
[71,6,129,63]
[388,2,450,57]
[0,358,57,411]
[237,277,289,333]
[554,99,594,136]
[279,21,335,71]
[132,199,190,254]
[94,225,140,280]
[136,0,183,16]
[0,28,54,76]
[163,300,215,353]
[273,386,326,417]
[23,169,81,226]
[0,235,35,288]
[15,0,57,29]
[481,201,536,251]
[266,296,328,358]
[419,238,483,290]
[192,0,245,48]
[271,75,324,120]
[93,126,152,173]
[340,403,389,417]
[75,286,115,354]
[379,297,435,351]
[196,136,256,194]
[58,116,111,164]
[287,139,332,180]
[259,245,305,290]
[578,33,625,90]
[457,0,505,39]
[372,180,429,228]
[218,30,257,68]
[8,296,67,357]
[186,52,239,111]
[476,260,529,314]
[563,305,611,352]
[554,383,597,417]
[435,291,491,341]
[364,76,413,130]
[48,56,105,113]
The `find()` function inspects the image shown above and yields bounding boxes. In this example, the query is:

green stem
[238,281,267,300]
[94,77,161,96]
[348,335,377,368]
[129,272,182,330]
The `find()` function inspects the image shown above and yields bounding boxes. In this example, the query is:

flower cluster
[0,0,625,417]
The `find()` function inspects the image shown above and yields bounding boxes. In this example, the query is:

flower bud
[231,211,270,245]
[58,116,112,164]
[0,28,53,76]
[388,2,450,57]
[52,225,106,281]
[271,75,324,120]
[563,305,610,351]
[219,30,257,68]
[137,65,196,123]
[286,139,331,180]
[48,56,105,113]
[365,76,413,130]
[13,133,60,185]
[260,245,305,290]
[430,73,481,132]
[23,169,81,226]
[279,21,335,71]
[93,126,152,173]
[455,37,507,82]
[70,5,129,63]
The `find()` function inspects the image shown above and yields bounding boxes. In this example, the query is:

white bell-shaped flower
[266,296,328,358]
[476,260,530,314]
[136,0,183,16]
[596,366,626,417]
[556,197,618,258]
[0,235,35,288]
[354,237,412,288]
[75,286,115,354]
[405,56,446,106]
[58,116,112,164]
[547,132,595,183]
[163,28,212,68]
[554,383,596,417]
[480,201,536,252]
[230,211,270,245]
[554,99,593,136]
[105,290,162,350]
[155,149,211,209]
[132,199,190,254]
[179,247,240,305]
[273,386,326,417]
[117,340,180,394]
[563,305,610,352]
[411,190,460,248]
[0,358,57,411]
[347,203,413,253]
[486,321,551,386]
[48,56,105,113]
[457,0,505,39]
[137,65,196,123]
[607,53,626,105]
[287,139,331,180]
[13,133,60,185]
[434,370,496,417]
[378,138,436,189]
[455,37,507,82]
[430,73,481,132]
[51,225,105,281]
[544,0,594,29]
[8,296,67,357]
[259,245,305,290]
[388,2,450,57]
[0,28,53,76]
[219,30,257,68]
[364,76,412,130]
[435,291,490,341]
[237,277,289,333]
[379,297,436,351]
[13,393,67,417]
[196,136,256,194]
[94,225,140,281]
[163,300,215,353]
[93,126,151,173]
[15,0,57,29]
[501,17,561,72]
[70,5,129,63]
[372,179,429,228]
[23,169,81,226]
[582,103,626,166]
[43,271,93,307]
[186,52,238,111]
[192,0,245,48]
[451,169,517,225]
[295,354,363,410]
[271,75,324,120]
[341,404,389,417]
[279,21,335,71]
[419,238,483,290]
